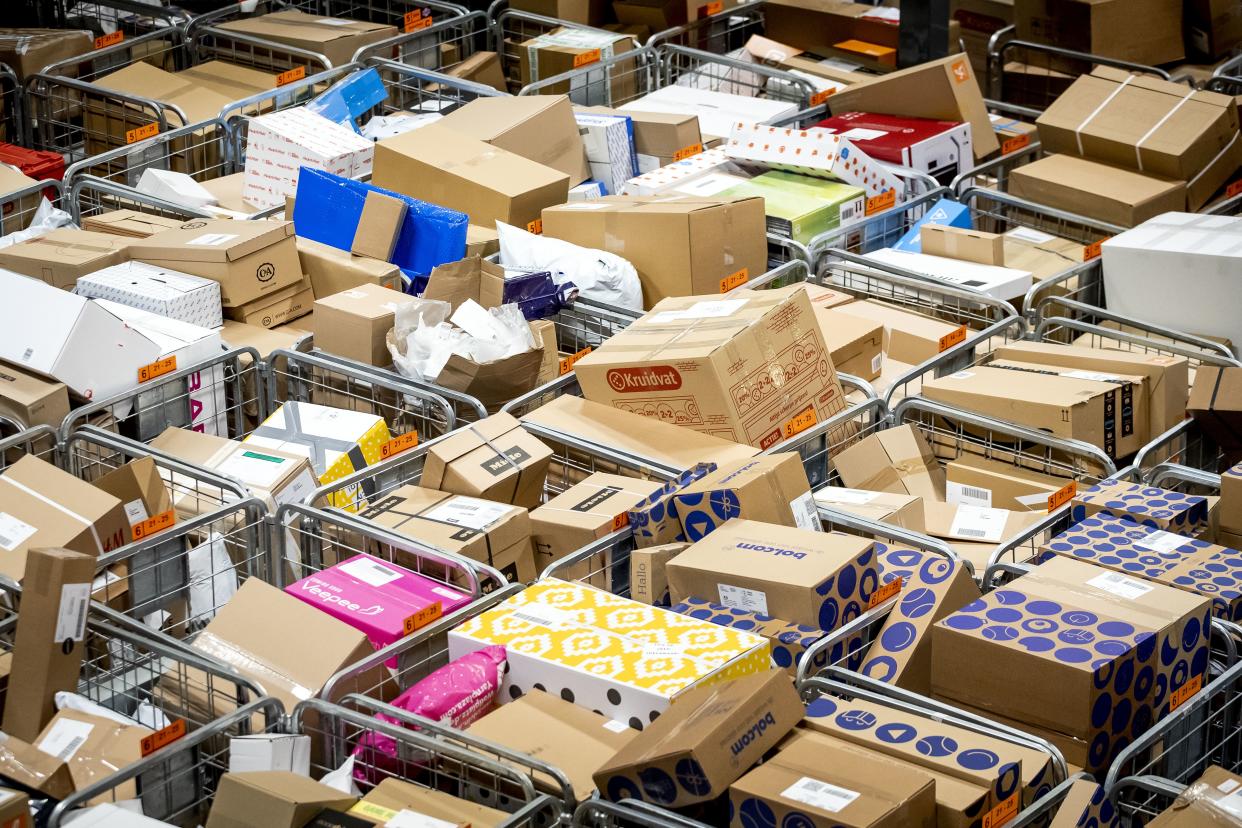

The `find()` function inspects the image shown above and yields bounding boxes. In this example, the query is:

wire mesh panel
[1134,419,1233,481]
[323,0,470,28]
[49,0,189,36]
[0,62,25,147]
[574,799,714,828]
[659,43,813,106]
[646,0,768,52]
[517,43,656,106]
[492,8,626,91]
[352,11,488,72]
[0,177,63,236]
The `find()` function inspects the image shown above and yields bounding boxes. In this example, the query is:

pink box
[285,555,472,666]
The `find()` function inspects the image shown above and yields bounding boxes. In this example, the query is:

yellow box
[448,579,770,728]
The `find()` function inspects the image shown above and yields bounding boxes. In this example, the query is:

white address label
[718,583,769,615]
[1136,529,1190,555]
[782,777,860,813]
[0,511,36,551]
[423,497,512,531]
[790,491,822,531]
[55,582,91,643]
[1088,571,1154,601]
[948,505,1007,543]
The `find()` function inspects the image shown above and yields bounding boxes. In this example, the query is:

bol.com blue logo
[736,543,806,560]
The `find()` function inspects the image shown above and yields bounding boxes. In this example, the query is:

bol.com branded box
[1071,480,1209,538]
[671,453,820,542]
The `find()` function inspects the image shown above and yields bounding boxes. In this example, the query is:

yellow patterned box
[448,578,770,729]
[244,401,390,511]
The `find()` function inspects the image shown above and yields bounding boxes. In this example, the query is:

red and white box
[723,121,906,199]
[242,107,373,210]
[815,111,972,182]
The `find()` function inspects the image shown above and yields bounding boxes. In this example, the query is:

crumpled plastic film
[0,198,74,249]
[497,221,643,311]
[387,299,537,385]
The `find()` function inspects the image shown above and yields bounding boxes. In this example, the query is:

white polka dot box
[932,556,1212,776]
[1041,512,1242,622]
[1071,479,1209,537]
[446,579,771,728]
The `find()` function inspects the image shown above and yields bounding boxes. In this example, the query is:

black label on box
[572,486,623,513]
[360,495,403,520]
[451,527,479,541]
[307,810,371,828]
[481,446,529,476]
[1104,388,1117,459]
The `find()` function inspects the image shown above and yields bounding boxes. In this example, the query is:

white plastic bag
[0,197,74,249]
[496,221,643,310]
[387,299,537,385]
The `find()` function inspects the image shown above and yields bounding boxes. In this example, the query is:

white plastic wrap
[0,198,74,249]
[496,221,643,310]
[387,298,537,384]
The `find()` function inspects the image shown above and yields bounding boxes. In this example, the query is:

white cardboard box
[724,122,907,199]
[863,248,1033,302]
[75,261,223,329]
[1102,212,1242,345]
[574,111,636,196]
[621,87,798,139]
[136,169,218,210]
[242,107,373,210]
[228,734,311,774]
[621,147,734,196]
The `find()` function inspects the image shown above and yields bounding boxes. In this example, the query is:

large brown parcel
[542,196,767,308]
[574,288,848,449]
[530,473,665,570]
[0,229,131,290]
[207,771,358,828]
[761,0,901,63]
[1036,68,1242,209]
[421,413,553,509]
[438,95,590,184]
[1008,154,1185,227]
[0,28,93,79]
[1015,0,1184,66]
[372,124,570,230]
[214,10,396,68]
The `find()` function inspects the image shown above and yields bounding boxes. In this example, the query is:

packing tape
[252,402,374,495]
[466,422,523,476]
[1188,130,1241,188]
[1073,74,1134,156]
[1133,87,1195,171]
[193,631,314,701]
[0,475,104,555]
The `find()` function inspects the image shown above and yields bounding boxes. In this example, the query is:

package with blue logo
[672,453,819,542]
[1046,779,1120,828]
[856,543,980,694]
[933,556,1211,776]
[670,596,831,676]
[892,197,973,253]
[1071,480,1209,537]
[627,463,717,549]
[292,168,467,291]
[666,518,879,631]
[305,67,387,132]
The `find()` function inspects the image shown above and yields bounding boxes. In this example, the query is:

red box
[0,143,65,181]
[815,111,972,183]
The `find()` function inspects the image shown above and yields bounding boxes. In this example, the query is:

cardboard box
[575,289,847,448]
[826,55,999,160]
[1223,462,1242,536]
[864,248,1033,302]
[720,171,865,246]
[215,10,396,67]
[422,413,552,510]
[817,111,973,182]
[833,300,961,366]
[595,669,802,807]
[224,280,314,329]
[1015,0,1184,66]
[624,464,716,549]
[228,734,311,775]
[93,456,173,543]
[449,579,770,725]
[443,51,507,92]
[0,28,93,80]
[467,689,638,801]
[543,194,766,308]
[373,124,570,230]
[991,113,1038,157]
[921,225,1004,266]
[1001,226,1087,286]
[921,501,1044,570]
[619,147,735,197]
[518,29,636,106]
[946,453,1068,511]
[1186,0,1242,59]
[81,210,187,239]
[670,596,829,676]
[130,220,303,308]
[358,485,536,584]
[813,488,924,531]
[580,106,702,173]
[575,111,636,195]
[856,544,980,694]
[311,283,417,366]
[530,473,664,570]
[0,228,130,291]
[2,548,95,740]
[761,0,899,62]
[631,543,689,606]
[729,729,937,828]
[511,0,613,25]
[1148,765,1242,826]
[297,237,402,299]
[207,771,358,828]
[242,108,374,211]
[464,224,501,259]
[348,778,507,826]
[0,362,68,429]
[440,95,590,185]
[667,519,878,630]
[0,733,73,800]
[75,262,223,330]
[350,192,407,262]
[1189,366,1242,464]
[834,425,946,503]
[933,556,1211,775]
[671,454,819,541]
[35,709,151,805]
[724,123,906,199]
[0,788,26,827]
[621,86,798,140]
[1071,479,1209,537]
[811,306,884,382]
[1010,153,1186,228]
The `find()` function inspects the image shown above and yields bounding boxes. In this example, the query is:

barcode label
[21,347,32,362]
[423,497,511,531]
[781,777,860,813]
[55,583,91,643]
[790,491,822,531]
[1136,529,1190,555]
[947,481,992,508]
[1088,571,1153,600]
[37,718,95,762]
[948,505,1007,543]
[871,352,882,374]
[509,603,572,629]
[339,557,403,587]
[0,511,37,551]
[718,583,768,615]
[1063,369,1122,383]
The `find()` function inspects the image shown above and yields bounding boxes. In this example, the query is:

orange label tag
[1228,179,1242,199]
[611,512,630,531]
[140,720,186,757]
[1000,133,1031,155]
[132,509,175,541]
[526,218,543,235]
[1169,673,1204,712]
[950,58,970,84]
[868,577,903,609]
[865,189,896,215]
[1083,238,1107,260]
[573,49,601,68]
[810,89,835,106]
[1047,481,1076,513]
[559,346,591,375]
[938,325,968,352]
[403,9,433,30]
[782,407,818,440]
[138,355,176,383]
[719,268,749,293]
[95,31,123,49]
[673,143,703,161]
[380,432,419,460]
[700,0,724,14]
[983,794,1019,828]
[276,66,306,87]
[125,122,160,144]
[403,602,442,635]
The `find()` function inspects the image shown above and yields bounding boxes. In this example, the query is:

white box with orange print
[723,122,907,200]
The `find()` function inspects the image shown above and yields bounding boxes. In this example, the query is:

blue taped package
[503,270,578,319]
[892,197,973,252]
[305,68,388,132]
[293,168,467,291]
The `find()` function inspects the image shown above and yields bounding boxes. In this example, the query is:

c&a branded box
[1071,480,1209,538]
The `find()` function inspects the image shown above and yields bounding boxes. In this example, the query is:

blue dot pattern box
[856,544,981,695]
[627,463,717,549]
[669,597,846,677]
[665,519,879,631]
[1045,779,1120,828]
[670,453,820,543]
[932,556,1211,776]
[1222,462,1242,539]
[1071,480,1209,538]
[1041,513,1242,621]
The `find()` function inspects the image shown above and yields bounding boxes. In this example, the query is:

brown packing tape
[193,631,314,702]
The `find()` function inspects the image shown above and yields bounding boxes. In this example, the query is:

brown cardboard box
[215,11,396,68]
[921,224,1005,265]
[422,256,507,311]
[833,424,947,502]
[1148,766,1242,826]
[389,323,545,411]
[3,548,95,740]
[530,473,665,570]
[991,114,1039,157]
[1010,155,1186,229]
[465,224,501,259]
[444,51,508,92]
[1036,68,1240,210]
[358,485,536,584]
[92,456,173,545]
[813,488,924,532]
[730,730,937,828]
[0,734,73,800]
[631,542,688,605]
[834,300,961,366]
[517,29,637,104]
[579,106,702,172]
[468,690,638,800]
[612,0,685,30]
[952,0,1014,75]
[130,220,304,308]
[512,0,613,25]
[827,55,999,160]
[207,771,358,828]
[220,319,312,358]
[201,172,264,217]
[575,288,847,449]
[225,280,315,329]
[543,196,767,308]
[0,28,93,80]
[0,787,27,826]
[814,307,884,381]
[672,454,819,541]
[422,413,553,510]
[0,229,131,290]
[922,501,1044,569]
[762,0,900,63]
[440,95,590,185]
[312,283,417,366]
[0,456,128,582]
[1189,366,1242,465]
[0,362,68,429]
[0,166,38,228]
[923,363,1148,460]
[594,669,802,808]
[35,709,151,805]
[1186,0,1242,59]
[348,778,507,826]
[999,226,1085,284]
[1015,0,1184,66]
[81,210,188,239]
[297,238,401,299]
[373,125,570,230]
[350,192,407,262]
[946,453,1068,511]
